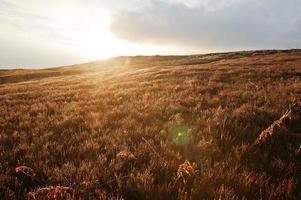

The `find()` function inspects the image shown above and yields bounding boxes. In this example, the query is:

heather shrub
[0,50,301,199]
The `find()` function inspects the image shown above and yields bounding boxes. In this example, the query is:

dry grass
[0,49,301,199]
[27,186,73,200]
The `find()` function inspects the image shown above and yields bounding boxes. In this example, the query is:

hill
[1,49,301,199]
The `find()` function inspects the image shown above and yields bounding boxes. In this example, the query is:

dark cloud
[110,0,301,50]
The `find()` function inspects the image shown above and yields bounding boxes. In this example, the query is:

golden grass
[0,49,301,199]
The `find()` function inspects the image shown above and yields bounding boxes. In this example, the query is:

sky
[0,0,301,68]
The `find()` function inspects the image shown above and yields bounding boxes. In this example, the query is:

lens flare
[170,125,191,145]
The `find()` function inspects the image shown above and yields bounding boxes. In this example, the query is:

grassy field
[1,49,301,199]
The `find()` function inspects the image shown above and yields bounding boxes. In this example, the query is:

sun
[71,13,173,62]
[80,28,116,60]
[75,16,140,61]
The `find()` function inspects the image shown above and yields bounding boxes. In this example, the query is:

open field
[1,49,301,199]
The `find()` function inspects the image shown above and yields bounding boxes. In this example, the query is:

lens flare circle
[170,125,191,145]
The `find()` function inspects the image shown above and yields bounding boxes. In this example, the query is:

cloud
[0,0,114,67]
[110,0,301,51]
[0,33,81,68]
[0,0,98,44]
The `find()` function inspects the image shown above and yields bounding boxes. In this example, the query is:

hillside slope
[1,50,301,199]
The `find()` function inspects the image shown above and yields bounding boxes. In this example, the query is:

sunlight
[79,27,115,60]
[71,13,179,61]
[74,15,141,60]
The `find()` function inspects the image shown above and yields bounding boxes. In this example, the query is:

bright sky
[1,0,301,68]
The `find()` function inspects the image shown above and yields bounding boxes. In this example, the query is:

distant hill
[1,49,301,84]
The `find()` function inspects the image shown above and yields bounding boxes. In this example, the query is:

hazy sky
[1,0,301,68]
